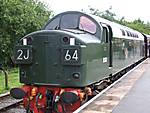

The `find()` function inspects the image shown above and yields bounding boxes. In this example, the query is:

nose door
[32,34,62,84]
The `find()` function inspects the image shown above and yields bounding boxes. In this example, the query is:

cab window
[60,14,78,29]
[44,14,98,35]
[79,16,97,34]
[45,17,60,30]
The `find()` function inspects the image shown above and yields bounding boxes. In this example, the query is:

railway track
[73,59,147,113]
[0,92,23,112]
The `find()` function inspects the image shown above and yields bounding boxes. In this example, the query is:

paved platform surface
[112,59,150,113]
[78,58,150,113]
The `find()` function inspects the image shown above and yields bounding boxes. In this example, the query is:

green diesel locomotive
[11,11,146,113]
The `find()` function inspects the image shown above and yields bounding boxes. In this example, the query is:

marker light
[23,38,27,45]
[22,36,33,45]
[27,36,33,45]
[73,73,80,79]
[63,37,69,43]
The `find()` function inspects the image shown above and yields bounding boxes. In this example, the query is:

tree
[124,19,150,34]
[0,0,53,66]
[89,6,116,21]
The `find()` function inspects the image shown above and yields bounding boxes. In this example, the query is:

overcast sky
[39,0,150,23]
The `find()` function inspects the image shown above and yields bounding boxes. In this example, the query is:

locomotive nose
[14,30,86,87]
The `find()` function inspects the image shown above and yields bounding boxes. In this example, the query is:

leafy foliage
[123,19,150,34]
[89,6,116,22]
[0,0,53,66]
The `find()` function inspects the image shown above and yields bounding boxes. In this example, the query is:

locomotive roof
[45,11,144,41]
[146,34,150,38]
[90,14,144,41]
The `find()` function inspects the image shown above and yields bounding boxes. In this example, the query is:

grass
[0,68,23,94]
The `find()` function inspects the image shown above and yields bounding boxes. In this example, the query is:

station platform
[112,58,150,113]
[76,58,150,113]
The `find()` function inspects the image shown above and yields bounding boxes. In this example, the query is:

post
[3,70,8,89]
[0,64,8,89]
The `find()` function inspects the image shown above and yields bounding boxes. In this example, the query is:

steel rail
[0,92,23,112]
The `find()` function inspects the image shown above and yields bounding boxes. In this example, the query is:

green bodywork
[112,38,144,74]
[14,29,144,87]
